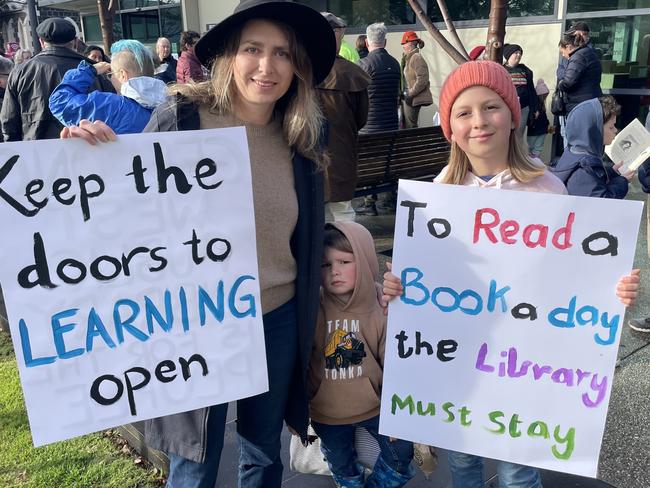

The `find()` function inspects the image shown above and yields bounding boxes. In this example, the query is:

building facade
[32,0,650,140]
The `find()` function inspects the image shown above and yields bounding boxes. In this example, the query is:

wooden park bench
[354,125,450,197]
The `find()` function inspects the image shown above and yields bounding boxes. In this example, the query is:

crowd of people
[0,1,647,487]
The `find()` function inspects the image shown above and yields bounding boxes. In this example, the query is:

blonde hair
[441,131,545,184]
[169,19,325,166]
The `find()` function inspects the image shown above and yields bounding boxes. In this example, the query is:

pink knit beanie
[439,60,520,141]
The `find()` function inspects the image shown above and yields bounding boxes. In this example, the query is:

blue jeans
[312,415,415,488]
[166,298,298,488]
[447,451,543,488]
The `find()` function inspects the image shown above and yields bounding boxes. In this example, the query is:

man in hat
[321,13,358,64]
[0,17,113,141]
[318,12,370,222]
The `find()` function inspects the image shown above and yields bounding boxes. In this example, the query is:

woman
[502,43,537,139]
[83,45,110,63]
[400,31,432,128]
[63,1,335,486]
[176,30,205,83]
[557,30,602,114]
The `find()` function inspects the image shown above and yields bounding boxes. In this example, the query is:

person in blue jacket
[551,96,634,198]
[49,39,167,134]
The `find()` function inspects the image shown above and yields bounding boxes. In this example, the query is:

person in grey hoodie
[551,96,632,198]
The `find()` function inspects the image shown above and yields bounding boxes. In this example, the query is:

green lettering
[459,406,472,426]
[442,402,455,422]
[486,410,506,434]
[508,413,522,438]
[527,421,550,439]
[551,426,576,460]
[391,393,415,415]
[417,401,435,416]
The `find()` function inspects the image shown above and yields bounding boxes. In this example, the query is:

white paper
[380,180,643,477]
[0,128,268,446]
[604,118,650,173]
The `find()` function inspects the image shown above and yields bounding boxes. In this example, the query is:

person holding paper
[551,97,633,199]
[380,60,640,488]
[61,1,336,486]
[307,222,415,487]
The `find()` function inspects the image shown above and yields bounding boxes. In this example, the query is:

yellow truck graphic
[325,329,366,370]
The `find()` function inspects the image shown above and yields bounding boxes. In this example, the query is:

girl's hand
[613,160,635,181]
[382,262,403,315]
[60,119,117,145]
[616,269,640,307]
[287,425,299,436]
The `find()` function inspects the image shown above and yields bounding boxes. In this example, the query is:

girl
[381,60,640,488]
[400,31,432,128]
[61,1,336,486]
[502,43,537,140]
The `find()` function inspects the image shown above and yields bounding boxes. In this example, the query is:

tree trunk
[406,0,466,65]
[486,0,507,62]
[435,0,469,60]
[97,0,116,55]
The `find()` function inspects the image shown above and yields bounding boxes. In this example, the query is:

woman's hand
[381,262,403,315]
[60,119,117,145]
[616,269,640,307]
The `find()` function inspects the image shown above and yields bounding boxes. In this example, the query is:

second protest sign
[380,179,643,477]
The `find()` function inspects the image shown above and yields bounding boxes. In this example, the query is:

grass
[0,331,164,488]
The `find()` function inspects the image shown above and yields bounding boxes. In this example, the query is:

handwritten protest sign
[379,180,643,477]
[0,128,268,446]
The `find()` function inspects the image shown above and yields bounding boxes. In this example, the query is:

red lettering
[522,224,549,248]
[500,220,519,244]
[552,212,575,250]
[473,208,499,244]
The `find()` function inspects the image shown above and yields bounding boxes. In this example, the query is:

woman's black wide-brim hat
[195,0,336,85]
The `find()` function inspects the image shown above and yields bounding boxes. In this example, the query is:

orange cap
[439,60,520,142]
[401,31,420,44]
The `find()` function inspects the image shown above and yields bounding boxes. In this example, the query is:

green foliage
[0,336,163,488]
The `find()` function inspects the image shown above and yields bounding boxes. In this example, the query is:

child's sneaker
[628,317,650,333]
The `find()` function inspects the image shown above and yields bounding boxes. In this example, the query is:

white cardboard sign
[380,179,643,477]
[0,128,268,446]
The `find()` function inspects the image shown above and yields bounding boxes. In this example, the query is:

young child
[308,222,415,488]
[381,60,640,488]
[503,43,537,139]
[527,79,551,160]
[551,96,633,198]
[49,40,167,135]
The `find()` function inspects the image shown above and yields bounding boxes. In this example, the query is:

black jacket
[557,45,602,114]
[505,63,537,114]
[359,48,401,133]
[155,55,177,84]
[143,98,325,462]
[0,46,114,141]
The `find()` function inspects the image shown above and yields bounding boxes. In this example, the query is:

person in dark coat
[154,36,177,84]
[357,22,401,215]
[0,18,113,141]
[557,30,602,114]
[176,30,204,83]
[318,12,370,222]
[359,22,400,134]
[551,97,632,198]
[503,43,537,139]
[356,34,368,59]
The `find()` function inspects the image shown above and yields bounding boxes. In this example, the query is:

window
[568,0,650,13]
[122,11,160,44]
[296,0,415,27]
[82,14,123,44]
[427,0,554,22]
[160,6,182,47]
[119,0,160,9]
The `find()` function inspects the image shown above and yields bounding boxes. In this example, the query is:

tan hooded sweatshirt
[308,222,386,425]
